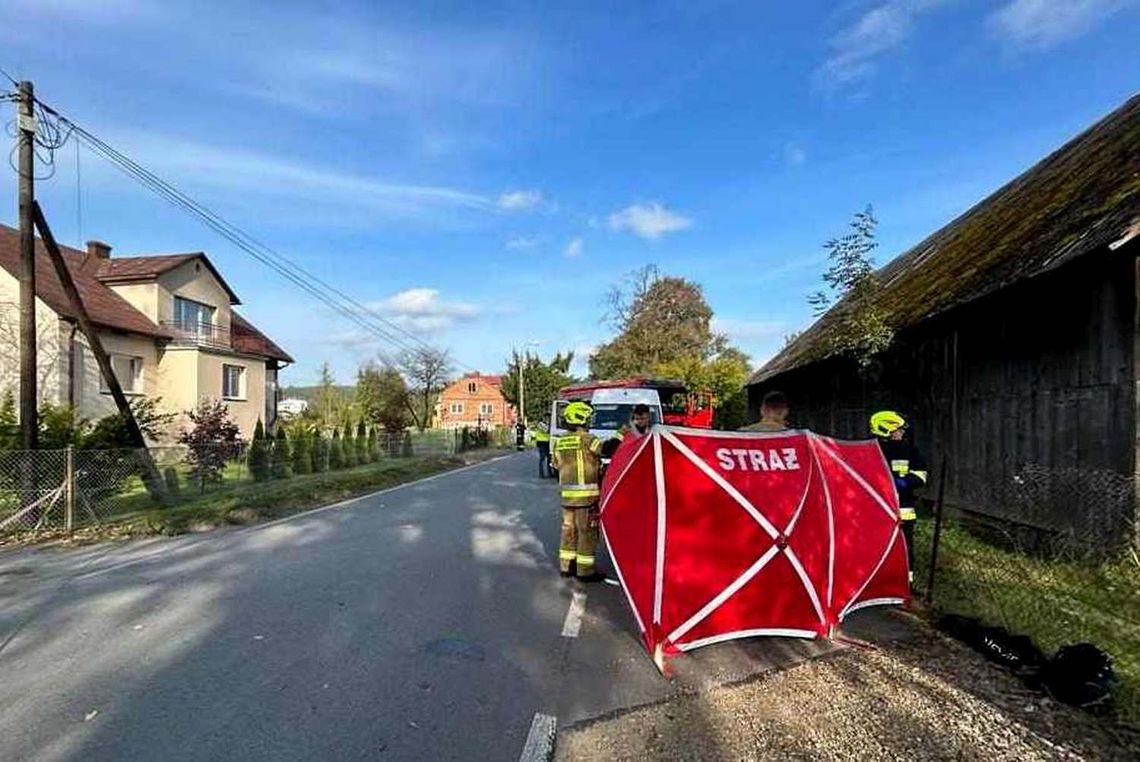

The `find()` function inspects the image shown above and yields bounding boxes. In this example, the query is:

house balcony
[161,320,232,350]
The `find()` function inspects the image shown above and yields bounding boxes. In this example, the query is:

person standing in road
[740,391,791,432]
[553,401,606,582]
[533,420,552,478]
[870,410,928,585]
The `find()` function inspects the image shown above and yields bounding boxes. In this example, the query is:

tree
[398,346,453,431]
[0,389,16,450]
[249,419,270,481]
[590,267,724,379]
[500,351,576,424]
[313,361,354,428]
[292,427,312,475]
[807,205,893,369]
[271,426,293,479]
[342,422,358,467]
[178,400,243,487]
[82,397,174,448]
[357,362,411,432]
[355,420,369,463]
[328,429,344,469]
[312,430,329,473]
[653,347,753,430]
[368,426,380,461]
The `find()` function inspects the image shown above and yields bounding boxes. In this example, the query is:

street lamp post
[516,340,540,428]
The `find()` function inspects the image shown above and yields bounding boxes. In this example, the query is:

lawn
[913,518,1140,725]
[4,454,466,543]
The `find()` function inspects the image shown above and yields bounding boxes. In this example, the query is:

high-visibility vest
[553,430,604,507]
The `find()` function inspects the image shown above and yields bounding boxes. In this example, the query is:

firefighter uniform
[534,424,551,478]
[554,402,605,579]
[871,411,928,583]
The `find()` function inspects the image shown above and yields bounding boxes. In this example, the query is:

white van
[548,387,664,475]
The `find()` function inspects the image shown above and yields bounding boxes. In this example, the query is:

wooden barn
[748,94,1140,547]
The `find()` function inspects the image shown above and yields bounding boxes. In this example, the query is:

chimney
[86,240,112,259]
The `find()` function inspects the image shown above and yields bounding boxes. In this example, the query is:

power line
[32,96,476,372]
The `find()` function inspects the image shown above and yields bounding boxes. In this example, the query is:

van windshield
[590,403,660,431]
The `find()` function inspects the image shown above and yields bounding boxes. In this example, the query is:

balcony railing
[161,320,232,349]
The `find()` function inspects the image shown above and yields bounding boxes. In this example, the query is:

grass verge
[913,518,1140,726]
[3,455,468,546]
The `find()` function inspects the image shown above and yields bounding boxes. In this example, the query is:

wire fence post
[925,458,948,606]
[64,445,75,534]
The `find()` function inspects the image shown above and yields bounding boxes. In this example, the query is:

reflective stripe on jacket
[554,431,603,506]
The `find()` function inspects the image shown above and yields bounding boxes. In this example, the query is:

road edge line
[518,712,558,762]
[253,453,516,531]
[71,453,518,581]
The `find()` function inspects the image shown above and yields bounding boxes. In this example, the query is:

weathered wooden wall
[748,246,1137,544]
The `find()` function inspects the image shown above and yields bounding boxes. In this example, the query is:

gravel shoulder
[556,612,1139,761]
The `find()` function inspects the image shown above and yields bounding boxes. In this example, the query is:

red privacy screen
[600,427,908,661]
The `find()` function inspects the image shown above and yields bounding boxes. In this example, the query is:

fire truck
[556,378,715,429]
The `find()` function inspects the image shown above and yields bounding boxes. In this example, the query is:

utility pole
[17,80,36,449]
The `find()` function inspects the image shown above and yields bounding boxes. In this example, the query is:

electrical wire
[31,96,476,372]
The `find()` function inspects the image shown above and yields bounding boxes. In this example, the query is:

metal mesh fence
[0,427,495,538]
[914,460,1140,723]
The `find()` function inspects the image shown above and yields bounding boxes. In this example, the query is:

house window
[222,364,245,400]
[467,382,477,393]
[479,402,493,416]
[99,354,143,394]
[174,296,216,332]
[449,402,464,415]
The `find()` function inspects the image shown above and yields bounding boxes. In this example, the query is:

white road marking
[561,590,587,638]
[518,712,557,762]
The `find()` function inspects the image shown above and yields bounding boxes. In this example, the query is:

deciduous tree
[807,205,893,369]
[397,347,452,431]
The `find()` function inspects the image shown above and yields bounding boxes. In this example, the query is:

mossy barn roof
[752,94,1140,385]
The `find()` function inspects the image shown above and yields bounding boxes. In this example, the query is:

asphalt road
[0,452,834,761]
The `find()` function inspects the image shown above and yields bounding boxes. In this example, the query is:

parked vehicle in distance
[548,382,666,476]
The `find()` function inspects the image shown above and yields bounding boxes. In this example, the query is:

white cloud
[497,189,545,211]
[369,288,481,334]
[505,235,540,250]
[989,0,1133,48]
[97,130,498,218]
[564,237,584,258]
[783,143,807,166]
[817,1,945,86]
[607,202,692,240]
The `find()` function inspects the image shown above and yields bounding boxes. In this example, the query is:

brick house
[434,373,516,430]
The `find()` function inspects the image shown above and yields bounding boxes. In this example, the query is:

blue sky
[0,0,1137,386]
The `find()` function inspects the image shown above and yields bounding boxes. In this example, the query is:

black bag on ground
[936,615,1046,676]
[1040,643,1116,708]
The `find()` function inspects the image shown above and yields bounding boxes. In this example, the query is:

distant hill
[280,385,355,403]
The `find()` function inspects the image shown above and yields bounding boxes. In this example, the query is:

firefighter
[534,420,552,478]
[740,391,790,432]
[870,410,928,584]
[554,401,606,582]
